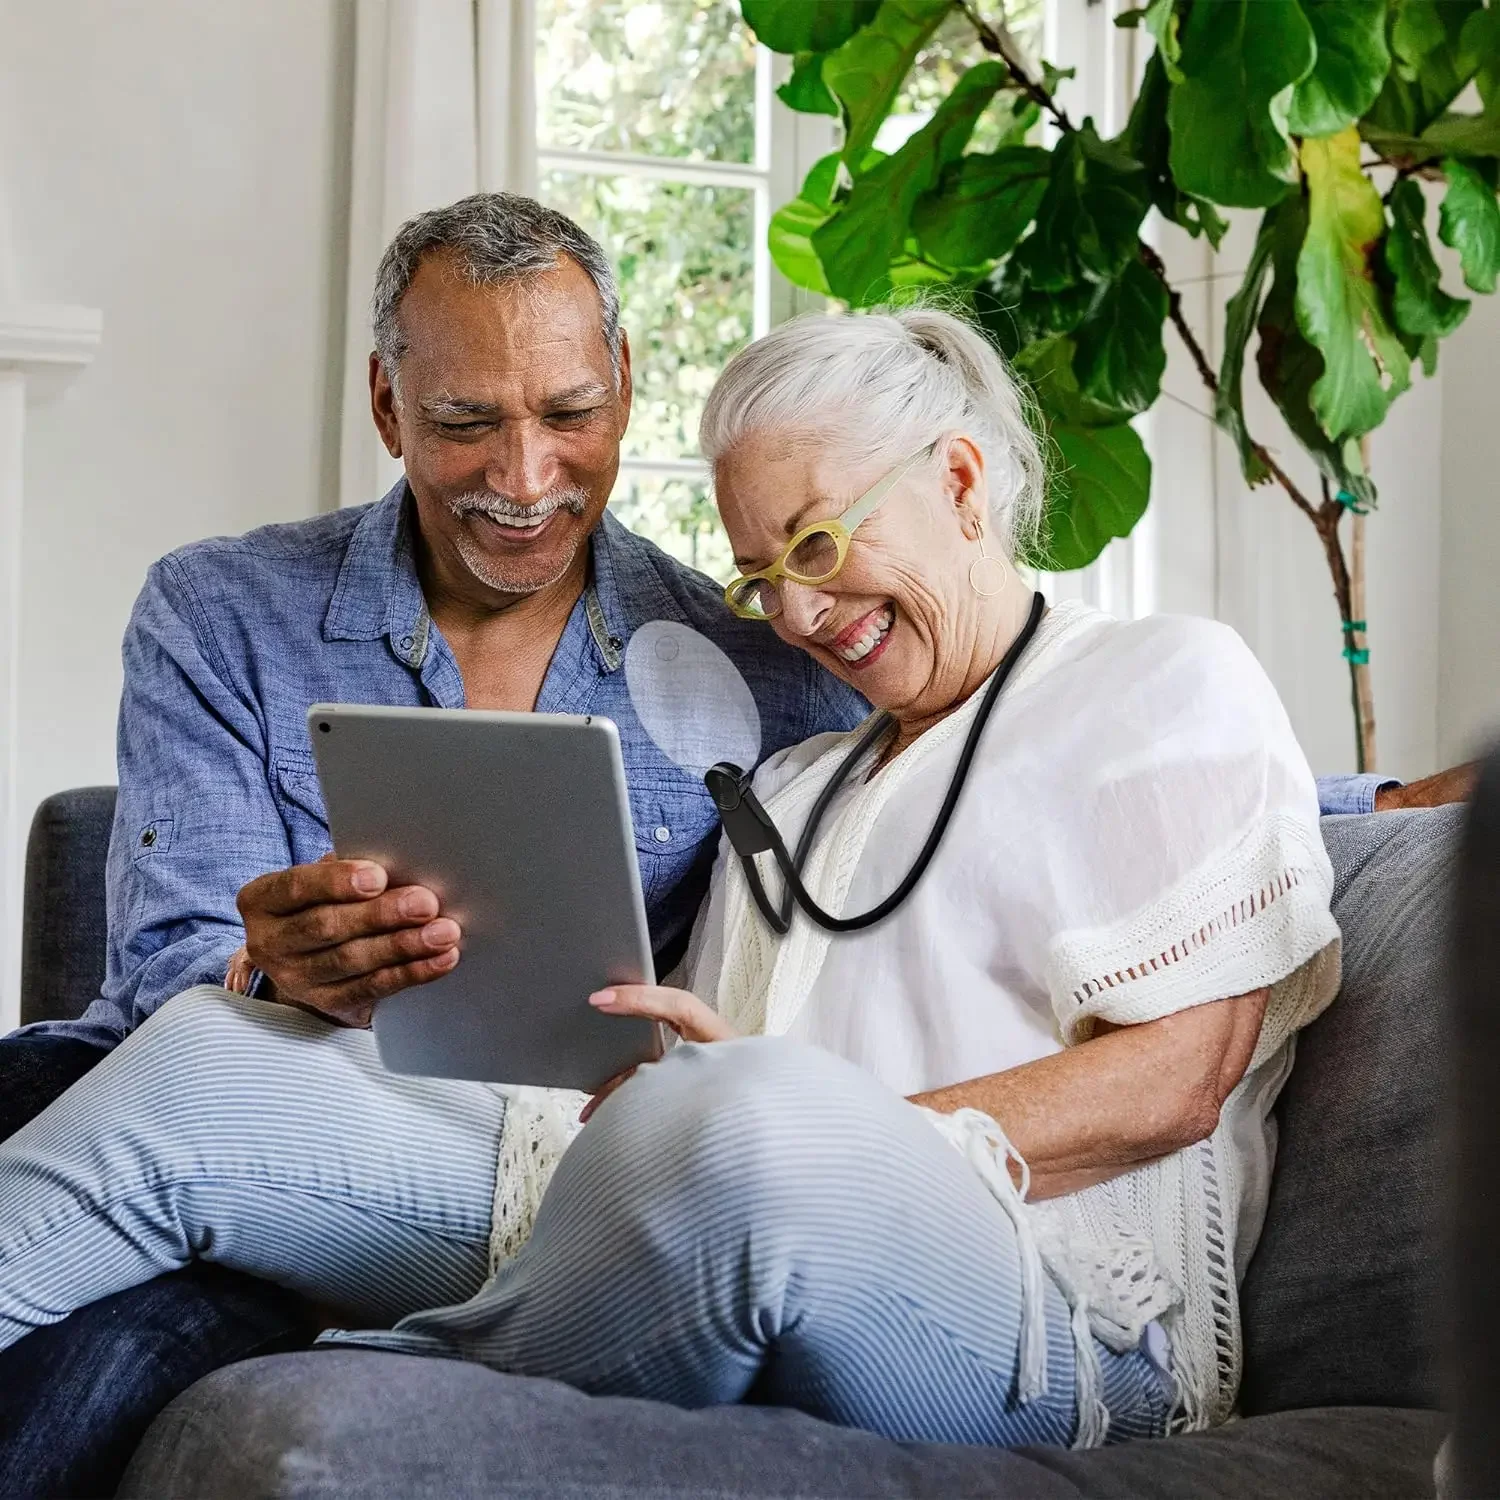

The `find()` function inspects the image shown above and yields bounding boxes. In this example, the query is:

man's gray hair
[371,192,622,394]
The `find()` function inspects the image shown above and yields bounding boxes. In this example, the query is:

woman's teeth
[837,606,895,663]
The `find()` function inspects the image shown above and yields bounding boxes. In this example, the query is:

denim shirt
[29,485,867,1048]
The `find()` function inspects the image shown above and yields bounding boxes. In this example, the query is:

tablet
[307,704,663,1092]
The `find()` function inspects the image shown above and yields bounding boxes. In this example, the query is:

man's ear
[369,352,403,460]
[616,329,634,435]
[943,435,988,540]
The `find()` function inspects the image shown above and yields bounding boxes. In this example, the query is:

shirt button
[653,826,672,844]
[140,828,156,848]
[399,635,414,651]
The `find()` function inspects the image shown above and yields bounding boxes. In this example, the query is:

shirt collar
[323,481,432,667]
[324,483,690,675]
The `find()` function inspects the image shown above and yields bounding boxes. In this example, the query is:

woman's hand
[579,986,738,1123]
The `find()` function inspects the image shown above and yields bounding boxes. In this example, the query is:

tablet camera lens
[318,722,330,733]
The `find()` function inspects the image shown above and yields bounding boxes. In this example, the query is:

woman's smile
[830,605,896,669]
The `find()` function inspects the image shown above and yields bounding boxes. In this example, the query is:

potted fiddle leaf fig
[741,0,1500,770]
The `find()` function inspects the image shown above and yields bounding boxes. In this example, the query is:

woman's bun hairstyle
[700,299,1045,564]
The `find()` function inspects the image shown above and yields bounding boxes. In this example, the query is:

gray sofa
[19,792,1455,1497]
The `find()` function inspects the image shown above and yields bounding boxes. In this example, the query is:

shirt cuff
[1316,773,1402,817]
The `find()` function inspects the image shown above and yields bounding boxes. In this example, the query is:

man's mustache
[449,487,590,526]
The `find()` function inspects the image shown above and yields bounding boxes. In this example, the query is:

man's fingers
[298,921,461,985]
[302,948,462,1026]
[272,885,442,955]
[241,859,391,918]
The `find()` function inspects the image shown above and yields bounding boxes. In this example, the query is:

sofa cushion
[1239,807,1461,1414]
[121,1351,1446,1500]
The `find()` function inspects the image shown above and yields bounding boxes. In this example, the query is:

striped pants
[0,988,1172,1447]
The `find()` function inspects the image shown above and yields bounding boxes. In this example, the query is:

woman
[0,306,1338,1449]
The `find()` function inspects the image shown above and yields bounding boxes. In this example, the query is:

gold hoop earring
[968,519,1008,598]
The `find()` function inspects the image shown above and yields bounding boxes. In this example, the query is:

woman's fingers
[580,1066,637,1124]
[588,985,736,1042]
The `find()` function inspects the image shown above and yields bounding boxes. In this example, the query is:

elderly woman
[0,306,1337,1449]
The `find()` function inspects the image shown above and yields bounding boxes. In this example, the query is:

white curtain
[338,0,537,509]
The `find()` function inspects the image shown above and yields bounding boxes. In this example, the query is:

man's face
[371,250,632,600]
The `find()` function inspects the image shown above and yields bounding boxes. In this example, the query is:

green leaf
[1421,108,1500,156]
[912,145,1050,269]
[1216,213,1278,487]
[1115,8,1147,29]
[1374,0,1482,132]
[1256,197,1379,508]
[767,153,844,293]
[1296,128,1412,441]
[813,62,1008,303]
[777,53,840,115]
[1036,421,1152,572]
[1288,0,1391,138]
[1011,122,1149,290]
[821,0,952,165]
[976,260,1096,359]
[1143,0,1183,81]
[1011,334,1125,426]
[741,0,880,53]
[1440,156,1500,292]
[1121,52,1229,246]
[1461,5,1500,109]
[1168,0,1316,209]
[1384,177,1471,342]
[1071,257,1169,417]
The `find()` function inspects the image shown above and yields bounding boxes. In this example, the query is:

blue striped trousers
[0,988,1171,1447]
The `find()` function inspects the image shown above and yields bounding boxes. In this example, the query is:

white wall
[0,0,355,1027]
[1439,290,1500,768]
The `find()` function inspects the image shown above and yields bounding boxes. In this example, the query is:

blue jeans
[2,991,1172,1448]
[0,1032,306,1500]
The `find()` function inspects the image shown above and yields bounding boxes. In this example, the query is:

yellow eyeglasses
[723,443,935,621]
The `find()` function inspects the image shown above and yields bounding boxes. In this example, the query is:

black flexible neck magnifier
[704,590,1046,936]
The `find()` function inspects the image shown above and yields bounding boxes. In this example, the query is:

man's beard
[446,485,591,594]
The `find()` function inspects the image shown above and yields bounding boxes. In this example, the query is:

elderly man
[0,193,864,1497]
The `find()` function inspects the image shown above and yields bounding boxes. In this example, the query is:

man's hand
[1375,763,1477,812]
[236,853,461,1027]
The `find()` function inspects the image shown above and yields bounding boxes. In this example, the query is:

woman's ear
[941,435,988,540]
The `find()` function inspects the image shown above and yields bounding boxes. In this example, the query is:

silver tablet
[307,704,662,1092]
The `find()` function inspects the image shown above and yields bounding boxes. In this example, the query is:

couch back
[1239,805,1460,1414]
[20,787,116,1027]
[20,788,1458,1415]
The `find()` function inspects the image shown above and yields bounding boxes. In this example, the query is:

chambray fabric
[1312,772,1401,816]
[0,991,1171,1448]
[22,484,865,1050]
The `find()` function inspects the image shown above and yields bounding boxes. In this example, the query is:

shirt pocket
[629,772,720,906]
[271,754,333,864]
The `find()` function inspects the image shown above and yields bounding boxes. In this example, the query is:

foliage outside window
[536,0,764,581]
[743,0,1500,769]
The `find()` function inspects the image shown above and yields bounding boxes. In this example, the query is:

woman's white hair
[699,302,1046,563]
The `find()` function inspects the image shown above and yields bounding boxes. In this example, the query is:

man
[0,188,1470,1494]
[0,193,864,1497]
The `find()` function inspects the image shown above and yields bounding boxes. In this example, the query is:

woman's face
[715,429,996,721]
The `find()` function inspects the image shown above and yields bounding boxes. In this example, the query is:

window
[531,0,1125,603]
[535,0,776,581]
